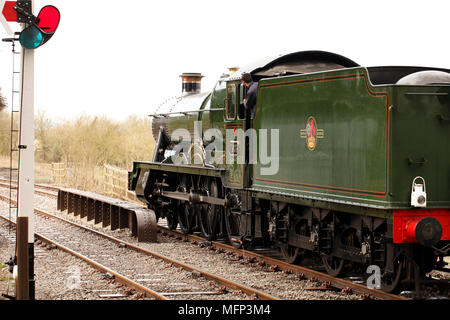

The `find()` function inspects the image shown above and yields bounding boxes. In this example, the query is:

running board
[57,188,157,242]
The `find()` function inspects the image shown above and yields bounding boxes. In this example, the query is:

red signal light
[37,5,59,33]
[18,5,60,49]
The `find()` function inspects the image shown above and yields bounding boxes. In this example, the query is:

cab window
[225,83,236,120]
[237,83,246,120]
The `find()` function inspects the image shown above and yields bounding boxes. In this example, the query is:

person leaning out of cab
[241,73,258,120]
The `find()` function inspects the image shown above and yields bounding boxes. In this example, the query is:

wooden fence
[51,162,137,202]
[103,164,137,201]
[51,162,66,184]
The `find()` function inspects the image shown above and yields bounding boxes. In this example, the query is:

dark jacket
[245,81,258,119]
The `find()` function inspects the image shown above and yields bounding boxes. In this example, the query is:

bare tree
[0,88,6,112]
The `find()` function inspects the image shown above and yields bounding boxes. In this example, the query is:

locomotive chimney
[180,73,203,94]
[228,67,239,75]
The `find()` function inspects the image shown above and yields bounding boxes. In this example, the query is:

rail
[0,192,279,300]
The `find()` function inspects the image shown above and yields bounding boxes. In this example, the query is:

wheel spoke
[322,255,345,277]
[198,177,220,240]
[176,176,194,234]
[224,207,242,248]
[381,258,404,293]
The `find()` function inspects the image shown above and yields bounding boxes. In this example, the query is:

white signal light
[411,176,427,208]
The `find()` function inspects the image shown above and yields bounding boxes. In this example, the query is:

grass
[0,264,12,282]
[0,156,53,183]
[0,277,14,281]
[0,156,13,168]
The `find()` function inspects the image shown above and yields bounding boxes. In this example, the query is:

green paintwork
[224,120,245,187]
[129,63,450,217]
[251,67,450,210]
[168,114,198,138]
[389,86,450,208]
[223,81,246,187]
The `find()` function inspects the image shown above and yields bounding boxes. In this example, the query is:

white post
[17,0,35,299]
[18,47,34,242]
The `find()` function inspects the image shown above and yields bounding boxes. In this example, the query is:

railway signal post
[17,24,35,300]
[1,0,60,300]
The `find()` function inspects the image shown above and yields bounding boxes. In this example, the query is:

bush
[1,111,155,192]
[0,112,11,155]
[35,113,155,170]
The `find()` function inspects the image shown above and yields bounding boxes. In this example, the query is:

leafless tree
[0,89,6,112]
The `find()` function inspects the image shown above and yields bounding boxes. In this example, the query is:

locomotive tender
[128,51,450,292]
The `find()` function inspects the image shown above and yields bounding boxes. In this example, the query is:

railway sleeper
[57,188,157,242]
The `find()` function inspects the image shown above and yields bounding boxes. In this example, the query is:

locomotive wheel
[281,246,303,264]
[198,177,220,241]
[381,256,404,293]
[224,206,243,248]
[153,210,161,223]
[281,218,308,264]
[322,227,358,277]
[178,201,194,234]
[166,206,178,230]
[176,176,194,234]
[321,255,345,277]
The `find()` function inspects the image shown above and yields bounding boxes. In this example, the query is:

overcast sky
[0,0,449,122]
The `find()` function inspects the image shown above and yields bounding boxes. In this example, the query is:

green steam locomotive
[128,50,450,292]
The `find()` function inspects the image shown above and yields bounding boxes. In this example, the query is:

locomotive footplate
[57,188,157,242]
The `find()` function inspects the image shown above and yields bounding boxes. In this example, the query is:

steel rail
[158,226,408,300]
[0,184,406,299]
[0,182,57,198]
[0,178,59,192]
[0,207,168,300]
[0,193,279,300]
[2,180,446,299]
[0,184,404,299]
[34,233,169,300]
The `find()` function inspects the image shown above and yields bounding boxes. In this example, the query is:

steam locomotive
[128,50,450,292]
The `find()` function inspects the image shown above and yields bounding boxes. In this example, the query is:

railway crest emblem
[300,116,324,151]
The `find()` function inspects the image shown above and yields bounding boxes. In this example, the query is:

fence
[51,162,138,203]
[51,162,66,184]
[103,164,137,202]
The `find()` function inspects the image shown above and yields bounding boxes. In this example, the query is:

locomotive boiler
[128,50,450,292]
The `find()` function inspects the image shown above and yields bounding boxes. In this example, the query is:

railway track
[0,220,153,300]
[156,226,407,299]
[0,182,415,300]
[0,178,59,191]
[0,191,279,300]
[154,223,449,300]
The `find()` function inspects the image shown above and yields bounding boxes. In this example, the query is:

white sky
[0,0,449,122]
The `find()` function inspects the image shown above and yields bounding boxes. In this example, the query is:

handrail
[148,108,223,118]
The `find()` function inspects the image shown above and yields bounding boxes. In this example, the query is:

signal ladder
[0,33,22,300]
[2,34,21,245]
